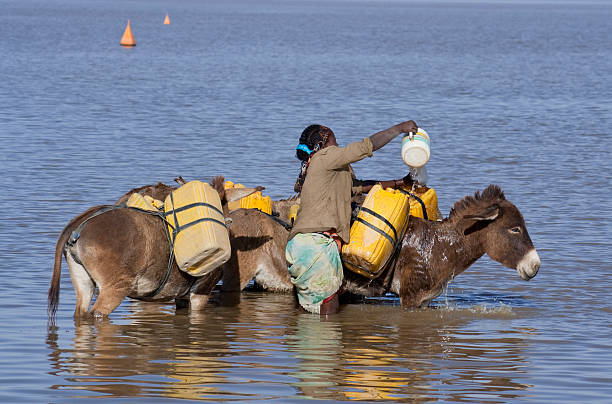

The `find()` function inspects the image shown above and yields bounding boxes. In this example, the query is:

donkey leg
[220,249,244,292]
[66,253,95,318]
[254,246,293,292]
[189,269,223,310]
[90,287,130,318]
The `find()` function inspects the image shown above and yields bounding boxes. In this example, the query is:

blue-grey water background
[1,0,611,402]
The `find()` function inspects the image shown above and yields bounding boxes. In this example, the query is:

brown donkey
[219,208,292,292]
[48,177,262,319]
[115,181,293,293]
[343,184,540,308]
[212,184,541,309]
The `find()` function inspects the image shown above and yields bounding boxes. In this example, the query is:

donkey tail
[48,205,107,319]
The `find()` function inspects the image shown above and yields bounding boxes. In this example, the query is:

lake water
[1,0,611,402]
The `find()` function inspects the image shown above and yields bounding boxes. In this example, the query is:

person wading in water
[286,121,418,315]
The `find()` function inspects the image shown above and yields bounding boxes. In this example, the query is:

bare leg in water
[320,292,339,315]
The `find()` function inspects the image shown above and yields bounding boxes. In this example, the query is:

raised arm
[369,120,418,151]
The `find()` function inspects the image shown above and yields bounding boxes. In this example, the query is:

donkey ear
[460,204,500,235]
[464,204,500,221]
[225,186,265,203]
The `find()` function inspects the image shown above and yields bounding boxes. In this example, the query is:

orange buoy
[120,20,136,47]
[163,14,170,25]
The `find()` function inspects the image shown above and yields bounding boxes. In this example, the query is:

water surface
[1,0,611,402]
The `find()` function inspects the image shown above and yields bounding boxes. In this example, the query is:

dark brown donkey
[213,184,541,309]
[48,177,262,319]
[343,184,540,308]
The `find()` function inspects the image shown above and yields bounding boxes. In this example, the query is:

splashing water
[440,270,456,308]
[410,165,429,186]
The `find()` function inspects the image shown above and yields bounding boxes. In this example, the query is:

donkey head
[453,185,540,280]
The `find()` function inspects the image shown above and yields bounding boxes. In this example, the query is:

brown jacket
[289,137,373,242]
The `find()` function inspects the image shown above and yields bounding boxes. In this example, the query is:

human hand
[397,120,418,134]
[390,174,413,189]
[401,173,414,186]
[392,174,413,189]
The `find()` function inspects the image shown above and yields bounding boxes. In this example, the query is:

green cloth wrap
[286,233,343,314]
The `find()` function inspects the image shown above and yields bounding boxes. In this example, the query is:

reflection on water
[2,0,610,401]
[46,293,534,402]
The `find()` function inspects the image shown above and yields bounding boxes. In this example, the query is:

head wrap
[294,125,333,193]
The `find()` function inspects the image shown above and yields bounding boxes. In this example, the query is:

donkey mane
[211,176,226,200]
[448,184,506,221]
[124,182,167,193]
[116,182,176,205]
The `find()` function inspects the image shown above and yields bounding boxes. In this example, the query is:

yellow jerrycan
[224,181,243,211]
[164,180,230,276]
[288,203,300,225]
[241,191,272,215]
[400,185,439,221]
[341,184,410,278]
[224,180,272,214]
[125,193,164,212]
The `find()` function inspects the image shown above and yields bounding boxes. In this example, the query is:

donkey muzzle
[516,248,540,280]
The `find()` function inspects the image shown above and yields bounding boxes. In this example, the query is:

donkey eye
[509,227,522,234]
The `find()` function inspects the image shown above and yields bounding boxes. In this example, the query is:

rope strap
[358,207,398,242]
[69,204,129,246]
[344,197,412,278]
[175,217,227,233]
[166,193,227,244]
[353,217,395,246]
[398,188,428,220]
[164,201,224,218]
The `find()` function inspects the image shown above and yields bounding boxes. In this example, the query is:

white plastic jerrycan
[401,128,430,167]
